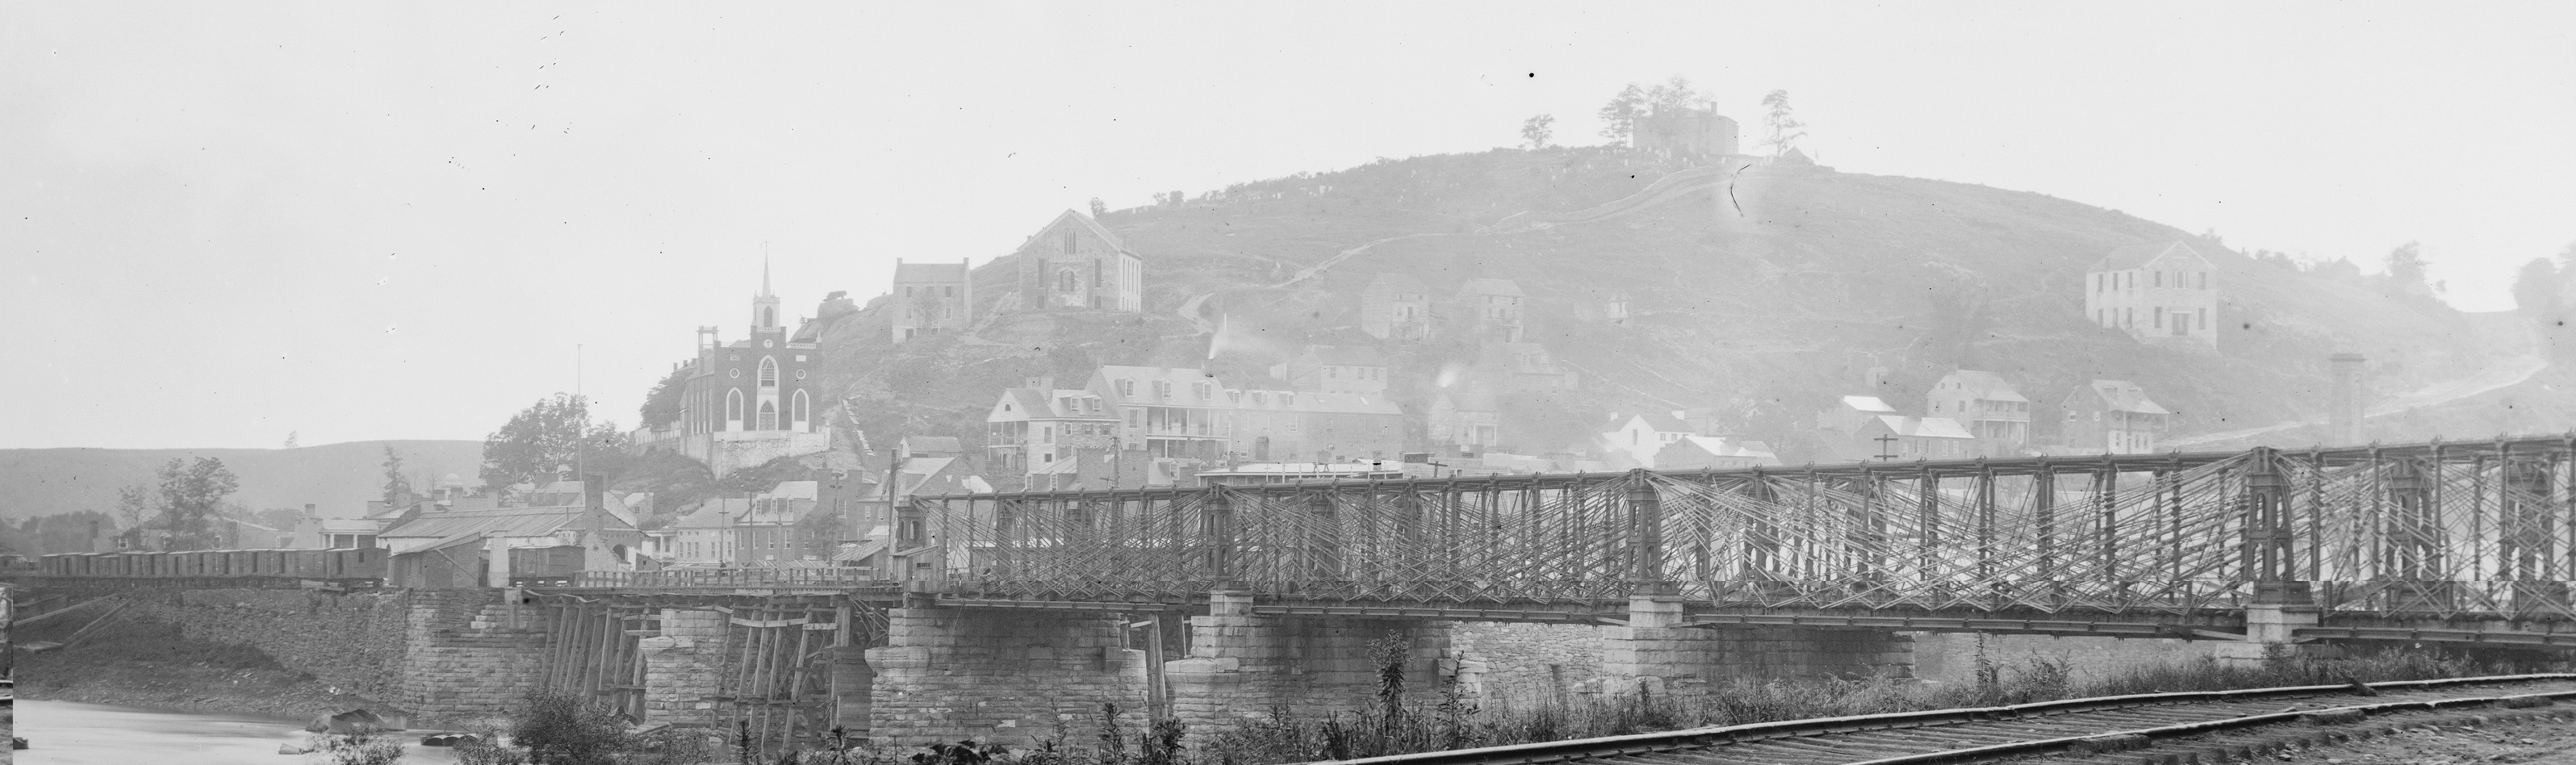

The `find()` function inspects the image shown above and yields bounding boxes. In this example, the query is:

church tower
[752,257,784,332]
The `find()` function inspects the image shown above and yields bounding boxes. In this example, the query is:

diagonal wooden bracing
[922,437,2576,622]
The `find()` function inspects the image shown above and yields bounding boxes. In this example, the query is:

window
[2198,308,2209,329]
[730,368,741,378]
[2155,271,2163,288]
[792,390,810,427]
[1094,261,1104,288]
[759,357,779,387]
[795,370,806,380]
[1118,379,1135,396]
[2198,272,2206,290]
[1061,228,1077,254]
[1059,270,1079,292]
[945,286,956,297]
[759,400,778,430]
[2153,307,2163,328]
[763,307,776,326]
[726,389,745,425]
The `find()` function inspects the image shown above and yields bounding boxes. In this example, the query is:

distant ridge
[0,440,484,521]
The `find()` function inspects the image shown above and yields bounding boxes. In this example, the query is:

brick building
[670,263,831,476]
[1015,210,1144,312]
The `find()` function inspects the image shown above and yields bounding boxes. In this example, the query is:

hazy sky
[6,2,2571,449]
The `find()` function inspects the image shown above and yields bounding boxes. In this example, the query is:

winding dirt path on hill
[2166,353,2549,447]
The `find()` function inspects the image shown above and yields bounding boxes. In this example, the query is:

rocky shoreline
[15,612,408,725]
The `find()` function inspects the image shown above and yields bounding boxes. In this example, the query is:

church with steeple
[669,261,833,476]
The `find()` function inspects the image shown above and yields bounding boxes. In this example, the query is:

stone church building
[1014,210,1144,312]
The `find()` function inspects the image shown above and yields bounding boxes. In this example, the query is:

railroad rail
[1318,673,2576,765]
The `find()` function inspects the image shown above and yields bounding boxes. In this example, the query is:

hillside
[0,440,484,521]
[794,146,2503,466]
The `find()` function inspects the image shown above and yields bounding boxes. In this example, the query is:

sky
[5,2,2572,450]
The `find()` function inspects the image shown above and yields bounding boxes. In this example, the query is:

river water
[15,700,460,764]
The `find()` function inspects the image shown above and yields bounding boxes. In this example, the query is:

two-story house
[985,378,1121,479]
[1270,345,1390,396]
[1453,278,1527,342]
[2061,379,2171,454]
[1926,370,2031,455]
[1360,273,1432,341]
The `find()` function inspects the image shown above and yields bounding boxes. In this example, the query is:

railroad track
[1325,674,2576,765]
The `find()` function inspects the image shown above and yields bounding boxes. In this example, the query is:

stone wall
[1909,633,2220,687]
[640,608,733,727]
[1449,622,1601,706]
[867,608,1149,746]
[102,588,550,725]
[1601,625,1913,696]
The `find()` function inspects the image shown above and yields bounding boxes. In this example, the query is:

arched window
[763,307,775,327]
[792,390,810,431]
[758,400,779,431]
[1059,270,1079,292]
[725,389,745,430]
[759,357,779,387]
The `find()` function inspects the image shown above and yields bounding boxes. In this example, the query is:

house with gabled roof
[2061,379,2172,454]
[1453,278,1527,342]
[1014,210,1144,312]
[2085,241,2218,349]
[1600,412,1696,467]
[1271,345,1390,396]
[985,376,1120,480]
[1654,436,1780,471]
[891,258,972,341]
[1927,370,2031,454]
[1360,273,1432,341]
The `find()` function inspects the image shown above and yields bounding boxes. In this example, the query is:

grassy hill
[795,146,2503,465]
[0,440,483,521]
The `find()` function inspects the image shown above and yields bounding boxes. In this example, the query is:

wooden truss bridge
[903,437,2576,647]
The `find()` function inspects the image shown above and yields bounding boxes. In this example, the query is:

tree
[114,483,153,537]
[2383,241,2431,296]
[1519,114,1555,150]
[1760,90,1806,156]
[1646,75,1700,113]
[2514,257,2561,316]
[480,393,628,493]
[156,457,240,551]
[637,366,689,428]
[1596,82,1646,141]
[1089,197,1107,218]
[282,431,298,448]
[381,444,413,508]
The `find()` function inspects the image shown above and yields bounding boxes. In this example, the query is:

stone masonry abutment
[864,607,1150,746]
[1165,592,1457,733]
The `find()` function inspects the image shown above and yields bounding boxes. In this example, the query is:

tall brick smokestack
[2328,353,2366,445]
[584,474,606,512]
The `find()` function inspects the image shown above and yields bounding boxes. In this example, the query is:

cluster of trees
[2515,244,2576,365]
[1510,76,1804,156]
[481,393,633,495]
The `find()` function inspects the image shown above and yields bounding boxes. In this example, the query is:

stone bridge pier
[1165,592,1457,733]
[1600,596,1914,696]
[864,606,1151,746]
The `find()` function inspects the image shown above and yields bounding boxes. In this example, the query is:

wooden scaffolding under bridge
[542,601,657,719]
[715,603,872,759]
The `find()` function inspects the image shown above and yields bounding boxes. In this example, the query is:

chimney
[585,474,606,512]
[304,503,316,516]
[2328,353,2366,445]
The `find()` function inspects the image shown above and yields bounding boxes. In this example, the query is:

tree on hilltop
[480,393,629,493]
[156,457,239,551]
[1761,90,1807,156]
[1646,75,1700,112]
[113,483,153,537]
[1520,115,1555,150]
[2382,241,2433,299]
[1597,83,1646,141]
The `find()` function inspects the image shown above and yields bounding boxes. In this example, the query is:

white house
[2085,241,2218,349]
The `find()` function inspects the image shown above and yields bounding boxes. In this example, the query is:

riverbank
[16,612,401,723]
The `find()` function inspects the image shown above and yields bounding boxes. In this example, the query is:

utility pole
[1874,433,1901,461]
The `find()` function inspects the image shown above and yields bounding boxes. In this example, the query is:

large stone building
[2085,241,2219,349]
[890,258,972,341]
[2061,379,2171,454]
[1926,370,2031,455]
[669,265,832,476]
[1631,104,1741,156]
[1014,210,1144,312]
